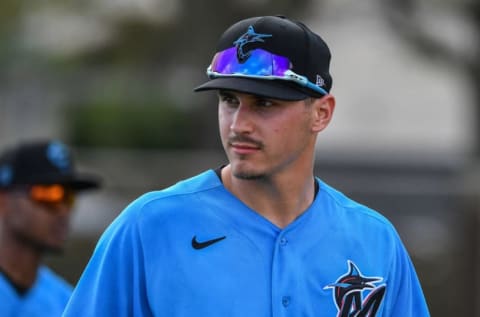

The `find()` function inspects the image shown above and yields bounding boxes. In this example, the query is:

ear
[311,94,335,133]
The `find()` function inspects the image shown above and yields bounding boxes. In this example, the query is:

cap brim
[64,175,101,191]
[28,173,101,191]
[194,77,310,101]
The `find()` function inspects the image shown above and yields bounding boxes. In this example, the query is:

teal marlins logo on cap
[0,165,13,187]
[46,141,71,172]
[233,26,272,62]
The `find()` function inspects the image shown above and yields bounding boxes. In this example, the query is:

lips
[230,141,261,155]
[227,134,263,155]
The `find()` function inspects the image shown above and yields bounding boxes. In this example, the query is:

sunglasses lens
[29,185,75,207]
[211,47,291,77]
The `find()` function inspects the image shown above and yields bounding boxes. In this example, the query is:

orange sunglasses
[28,184,75,207]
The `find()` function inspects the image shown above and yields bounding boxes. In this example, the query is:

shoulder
[132,169,220,214]
[88,170,228,264]
[105,170,223,231]
[37,266,73,295]
[317,179,397,234]
[139,169,222,206]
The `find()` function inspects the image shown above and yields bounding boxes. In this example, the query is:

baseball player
[0,140,100,317]
[62,16,430,316]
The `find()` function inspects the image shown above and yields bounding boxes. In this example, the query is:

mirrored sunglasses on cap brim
[28,184,75,207]
[207,47,328,96]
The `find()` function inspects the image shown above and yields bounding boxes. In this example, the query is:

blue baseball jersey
[63,170,430,316]
[0,266,72,317]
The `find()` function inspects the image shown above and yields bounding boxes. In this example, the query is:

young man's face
[0,185,74,253]
[218,90,327,181]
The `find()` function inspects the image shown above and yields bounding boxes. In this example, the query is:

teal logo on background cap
[0,165,13,186]
[46,142,70,171]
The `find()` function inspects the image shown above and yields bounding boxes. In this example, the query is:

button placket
[279,236,290,310]
[272,233,294,314]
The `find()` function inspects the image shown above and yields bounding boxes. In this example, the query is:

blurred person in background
[63,15,429,316]
[0,140,100,317]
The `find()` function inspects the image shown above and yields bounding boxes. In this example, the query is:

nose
[230,103,254,134]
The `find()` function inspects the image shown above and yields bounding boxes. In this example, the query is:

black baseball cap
[194,15,332,100]
[0,140,101,191]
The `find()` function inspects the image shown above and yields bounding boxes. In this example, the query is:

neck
[0,229,42,288]
[221,165,316,228]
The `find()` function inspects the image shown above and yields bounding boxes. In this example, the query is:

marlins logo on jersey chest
[324,260,386,316]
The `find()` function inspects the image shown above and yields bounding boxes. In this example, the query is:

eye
[256,98,275,108]
[218,92,239,107]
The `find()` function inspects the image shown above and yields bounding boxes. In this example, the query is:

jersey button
[280,237,288,246]
[282,296,291,307]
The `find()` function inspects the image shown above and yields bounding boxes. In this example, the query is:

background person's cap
[194,15,332,100]
[0,140,101,191]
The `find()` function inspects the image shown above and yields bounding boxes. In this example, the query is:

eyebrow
[218,90,235,97]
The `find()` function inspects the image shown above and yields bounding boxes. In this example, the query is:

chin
[38,237,67,254]
[231,166,265,180]
[43,244,66,254]
[230,159,272,180]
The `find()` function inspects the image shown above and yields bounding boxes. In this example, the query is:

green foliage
[67,98,193,149]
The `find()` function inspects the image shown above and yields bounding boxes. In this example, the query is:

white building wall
[310,0,475,161]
